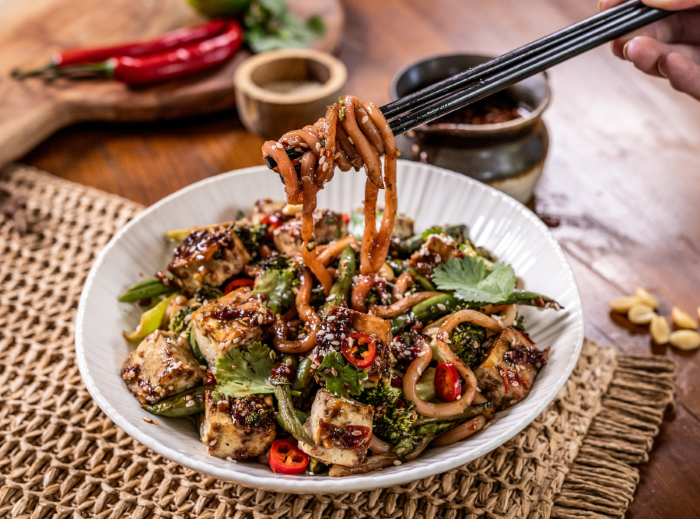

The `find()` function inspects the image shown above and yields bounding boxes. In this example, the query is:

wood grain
[17,0,700,516]
[0,0,343,168]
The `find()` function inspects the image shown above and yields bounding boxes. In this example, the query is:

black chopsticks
[266,0,671,169]
[385,0,670,135]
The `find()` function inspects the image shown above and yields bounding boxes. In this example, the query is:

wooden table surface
[18,0,700,516]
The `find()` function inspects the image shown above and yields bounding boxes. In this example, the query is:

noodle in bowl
[76,160,583,493]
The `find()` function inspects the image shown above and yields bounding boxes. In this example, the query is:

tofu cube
[475,327,547,410]
[408,234,466,277]
[392,214,415,240]
[201,390,276,460]
[191,287,275,365]
[122,330,205,404]
[299,389,373,467]
[273,209,347,255]
[168,226,251,295]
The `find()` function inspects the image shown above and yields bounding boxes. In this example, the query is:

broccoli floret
[358,381,419,452]
[232,223,267,257]
[256,252,296,272]
[195,285,224,304]
[168,307,195,335]
[450,322,487,369]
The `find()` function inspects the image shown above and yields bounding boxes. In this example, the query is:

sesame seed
[327,316,336,321]
[396,447,406,453]
[210,440,217,446]
[331,368,338,377]
[326,334,335,340]
[323,163,329,171]
[417,367,422,376]
[258,314,264,324]
[347,337,354,348]
[186,400,195,407]
[362,116,369,124]
[319,156,325,164]
[302,175,312,182]
[276,142,283,149]
[300,142,308,148]
[199,365,207,370]
[456,394,462,400]
[154,386,162,392]
[437,303,446,311]
[334,152,341,159]
[331,341,340,346]
[185,394,193,401]
[316,142,321,152]
[352,430,362,436]
[348,137,354,145]
[393,460,402,466]
[295,147,302,152]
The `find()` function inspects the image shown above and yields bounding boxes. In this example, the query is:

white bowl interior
[76,160,583,494]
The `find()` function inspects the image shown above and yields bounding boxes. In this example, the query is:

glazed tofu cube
[191,287,275,365]
[273,209,347,255]
[392,214,415,240]
[299,389,373,467]
[315,307,393,389]
[408,234,466,277]
[249,198,287,225]
[201,390,276,460]
[475,327,547,411]
[122,330,205,405]
[168,226,252,295]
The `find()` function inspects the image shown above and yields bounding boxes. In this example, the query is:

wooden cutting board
[0,0,343,169]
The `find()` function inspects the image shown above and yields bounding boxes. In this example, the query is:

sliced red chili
[342,332,377,369]
[342,213,350,224]
[434,362,462,402]
[269,439,309,475]
[261,214,283,229]
[225,278,254,293]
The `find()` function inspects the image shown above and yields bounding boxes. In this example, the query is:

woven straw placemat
[0,165,677,519]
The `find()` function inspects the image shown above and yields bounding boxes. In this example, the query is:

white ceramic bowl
[76,160,584,494]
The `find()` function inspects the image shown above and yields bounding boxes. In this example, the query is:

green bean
[142,386,205,417]
[309,457,328,474]
[407,268,437,291]
[497,291,562,310]
[276,408,309,431]
[292,357,315,407]
[119,277,177,303]
[321,246,357,316]
[390,293,460,334]
[190,332,207,367]
[274,385,313,444]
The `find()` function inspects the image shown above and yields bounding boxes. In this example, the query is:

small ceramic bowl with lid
[391,53,551,204]
[234,48,347,140]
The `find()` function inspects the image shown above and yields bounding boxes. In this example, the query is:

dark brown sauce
[320,423,371,450]
[430,91,528,126]
[504,346,548,368]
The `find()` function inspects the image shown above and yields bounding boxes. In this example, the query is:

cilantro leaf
[252,269,295,314]
[315,352,367,398]
[215,342,276,397]
[433,256,516,304]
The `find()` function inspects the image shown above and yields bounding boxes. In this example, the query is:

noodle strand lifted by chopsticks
[261,95,398,316]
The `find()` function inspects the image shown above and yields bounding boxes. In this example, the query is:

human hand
[600,0,700,99]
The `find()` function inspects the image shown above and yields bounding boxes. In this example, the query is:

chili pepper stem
[11,63,57,80]
[40,59,117,83]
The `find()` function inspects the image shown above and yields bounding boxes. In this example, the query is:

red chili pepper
[342,213,350,225]
[269,439,309,475]
[261,214,283,229]
[225,277,255,293]
[30,22,243,86]
[434,362,462,402]
[13,20,227,79]
[342,332,377,369]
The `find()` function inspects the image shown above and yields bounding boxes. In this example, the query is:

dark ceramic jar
[390,54,551,204]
